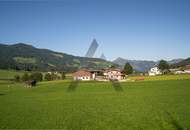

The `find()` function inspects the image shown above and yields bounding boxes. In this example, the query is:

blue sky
[0,0,190,61]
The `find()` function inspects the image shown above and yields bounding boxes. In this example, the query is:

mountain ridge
[170,58,190,68]
[0,43,115,72]
[113,57,184,72]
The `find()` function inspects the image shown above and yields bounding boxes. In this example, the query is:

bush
[44,72,64,81]
[22,73,29,82]
[45,73,52,81]
[30,72,43,82]
[14,75,20,82]
[61,72,66,80]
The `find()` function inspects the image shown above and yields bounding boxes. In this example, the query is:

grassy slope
[0,79,190,129]
[0,70,26,80]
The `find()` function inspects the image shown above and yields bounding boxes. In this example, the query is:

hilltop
[170,58,190,68]
[0,43,115,72]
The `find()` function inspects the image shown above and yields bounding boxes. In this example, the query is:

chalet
[103,69,125,80]
[148,67,162,76]
[73,70,96,81]
[73,69,126,81]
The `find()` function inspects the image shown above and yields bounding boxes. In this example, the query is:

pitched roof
[73,70,92,77]
[104,68,123,72]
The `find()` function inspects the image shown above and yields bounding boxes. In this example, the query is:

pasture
[0,69,25,80]
[0,75,190,129]
[129,74,190,81]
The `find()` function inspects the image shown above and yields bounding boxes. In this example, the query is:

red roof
[104,68,123,73]
[73,70,92,77]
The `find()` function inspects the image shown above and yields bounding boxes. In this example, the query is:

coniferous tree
[123,63,133,75]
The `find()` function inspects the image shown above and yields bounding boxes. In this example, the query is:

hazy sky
[0,0,190,61]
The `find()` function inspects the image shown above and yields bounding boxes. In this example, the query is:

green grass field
[129,74,190,81]
[0,75,190,129]
[0,70,25,80]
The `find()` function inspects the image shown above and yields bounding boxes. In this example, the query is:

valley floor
[0,78,190,129]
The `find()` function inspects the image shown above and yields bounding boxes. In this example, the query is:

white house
[175,70,190,74]
[148,67,162,76]
[104,69,125,80]
[184,70,190,74]
[73,69,126,81]
[73,70,94,81]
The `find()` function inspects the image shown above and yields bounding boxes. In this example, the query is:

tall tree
[61,72,66,80]
[123,63,133,75]
[158,60,169,70]
[22,73,29,81]
[30,72,43,82]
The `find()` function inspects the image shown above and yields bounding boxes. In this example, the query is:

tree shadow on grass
[165,111,184,130]
[0,93,5,96]
[67,80,79,92]
[110,80,124,92]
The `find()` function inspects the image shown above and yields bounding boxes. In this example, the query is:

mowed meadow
[0,71,190,129]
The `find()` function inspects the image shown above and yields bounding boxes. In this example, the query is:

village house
[73,69,126,81]
[103,69,126,80]
[73,70,97,81]
[148,66,162,76]
[170,65,190,74]
[175,70,190,74]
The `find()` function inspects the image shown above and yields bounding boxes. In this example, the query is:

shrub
[45,73,52,81]
[45,72,63,81]
[14,75,20,82]
[22,73,29,82]
[61,72,66,80]
[30,72,43,82]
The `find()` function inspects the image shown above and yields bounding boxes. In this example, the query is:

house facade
[104,69,125,80]
[148,67,162,76]
[73,69,126,81]
[175,70,190,74]
[73,70,95,81]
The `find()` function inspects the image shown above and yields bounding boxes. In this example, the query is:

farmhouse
[148,67,162,76]
[104,69,125,80]
[73,70,96,81]
[73,69,126,81]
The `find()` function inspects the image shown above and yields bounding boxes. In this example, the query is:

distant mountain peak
[113,57,156,72]
[113,57,184,72]
[11,43,35,48]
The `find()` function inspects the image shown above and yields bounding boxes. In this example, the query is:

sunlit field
[0,70,25,80]
[0,75,190,129]
[129,74,190,81]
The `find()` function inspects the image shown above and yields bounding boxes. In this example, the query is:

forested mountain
[0,43,115,72]
[113,57,156,72]
[113,57,184,72]
[170,58,190,68]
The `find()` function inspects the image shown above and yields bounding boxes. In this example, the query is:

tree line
[123,60,170,75]
[14,72,66,82]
